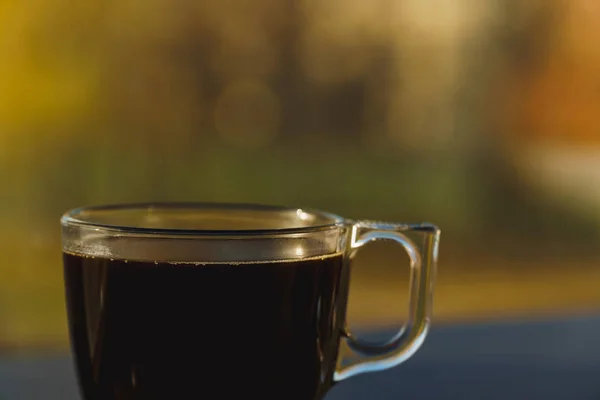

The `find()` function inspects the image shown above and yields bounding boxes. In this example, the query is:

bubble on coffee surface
[67,240,114,259]
[156,253,341,266]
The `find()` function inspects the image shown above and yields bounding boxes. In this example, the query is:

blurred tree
[516,0,600,146]
[469,0,600,253]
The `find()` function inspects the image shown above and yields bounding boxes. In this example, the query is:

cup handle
[334,221,441,382]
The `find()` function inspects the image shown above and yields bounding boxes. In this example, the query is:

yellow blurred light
[0,1,98,132]
[0,63,97,128]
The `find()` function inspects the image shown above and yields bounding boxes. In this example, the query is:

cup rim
[61,202,347,237]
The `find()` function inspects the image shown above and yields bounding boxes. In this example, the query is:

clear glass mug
[61,203,440,400]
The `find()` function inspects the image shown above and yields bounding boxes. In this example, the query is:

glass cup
[61,202,440,400]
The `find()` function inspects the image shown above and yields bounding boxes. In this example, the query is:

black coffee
[64,251,348,400]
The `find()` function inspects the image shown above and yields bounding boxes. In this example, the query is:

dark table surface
[1,314,600,399]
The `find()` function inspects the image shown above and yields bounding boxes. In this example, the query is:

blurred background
[1,0,600,351]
